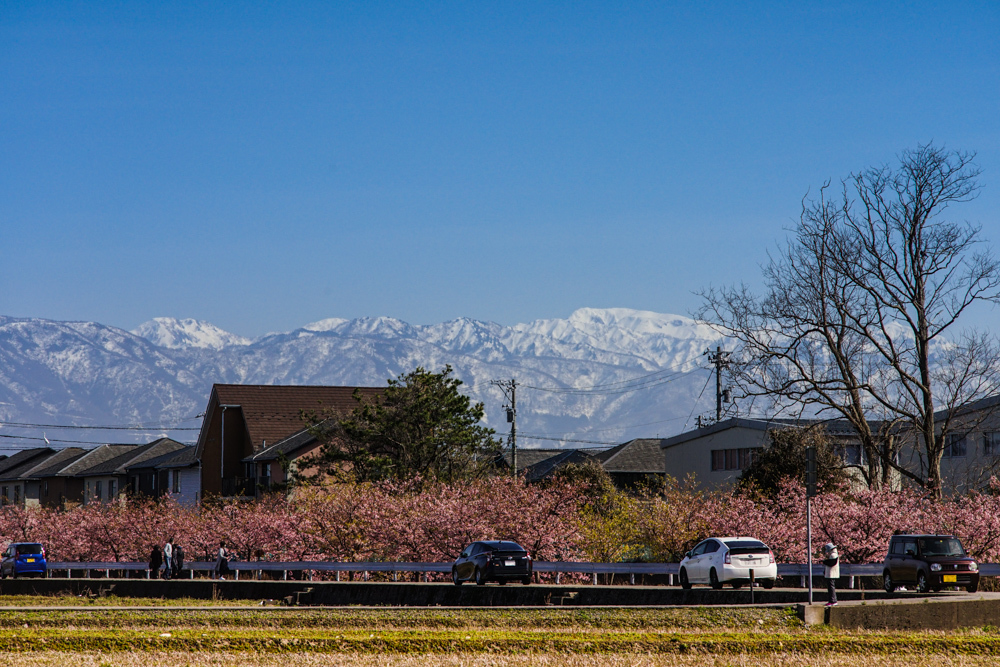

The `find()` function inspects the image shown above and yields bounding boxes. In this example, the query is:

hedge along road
[0,607,998,658]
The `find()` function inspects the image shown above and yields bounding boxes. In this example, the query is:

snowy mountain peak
[303,318,349,332]
[131,318,251,350]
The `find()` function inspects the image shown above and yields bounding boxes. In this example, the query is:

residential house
[194,384,383,497]
[126,445,200,506]
[78,438,188,505]
[594,438,666,489]
[0,448,55,506]
[244,427,321,496]
[21,447,87,508]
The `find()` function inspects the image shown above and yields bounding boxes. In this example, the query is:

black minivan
[882,534,979,593]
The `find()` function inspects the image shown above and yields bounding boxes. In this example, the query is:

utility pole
[705,347,731,422]
[491,378,518,477]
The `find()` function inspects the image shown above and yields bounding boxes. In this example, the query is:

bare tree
[698,144,1000,498]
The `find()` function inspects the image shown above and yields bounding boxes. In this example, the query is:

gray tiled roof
[81,438,188,476]
[0,448,54,477]
[520,449,596,482]
[596,439,665,473]
[247,428,316,462]
[129,445,198,470]
[59,445,137,477]
[21,448,89,478]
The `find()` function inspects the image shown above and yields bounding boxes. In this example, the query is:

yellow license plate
[26,559,34,563]
[943,574,957,583]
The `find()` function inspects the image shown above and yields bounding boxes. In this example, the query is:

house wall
[83,476,122,505]
[894,408,1000,495]
[165,468,200,506]
[662,427,770,489]
[199,398,252,496]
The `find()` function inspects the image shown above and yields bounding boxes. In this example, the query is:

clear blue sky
[2,1,999,337]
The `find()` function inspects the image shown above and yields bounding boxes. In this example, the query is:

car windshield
[492,542,525,552]
[918,537,966,557]
[15,544,42,555]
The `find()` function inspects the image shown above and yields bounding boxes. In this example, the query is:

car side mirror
[685,551,691,559]
[460,552,468,558]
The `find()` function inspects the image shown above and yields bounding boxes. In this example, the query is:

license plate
[505,560,515,567]
[26,559,35,563]
[943,574,957,583]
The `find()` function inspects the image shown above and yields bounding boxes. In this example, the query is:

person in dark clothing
[149,545,163,579]
[823,542,840,607]
[173,543,185,579]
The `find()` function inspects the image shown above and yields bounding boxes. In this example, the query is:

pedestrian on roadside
[173,542,185,579]
[163,538,174,580]
[823,542,840,607]
[149,544,162,580]
[215,540,229,580]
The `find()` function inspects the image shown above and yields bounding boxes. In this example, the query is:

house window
[13,486,19,505]
[944,433,967,458]
[108,480,116,499]
[711,448,760,471]
[1,486,7,506]
[172,471,180,494]
[95,480,103,501]
[264,463,272,477]
[43,480,49,497]
[835,444,863,466]
[985,432,1000,456]
[86,481,91,503]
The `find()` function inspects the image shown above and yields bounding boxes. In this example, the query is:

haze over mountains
[0,308,725,451]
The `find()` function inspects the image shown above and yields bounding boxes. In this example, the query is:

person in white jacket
[822,543,840,607]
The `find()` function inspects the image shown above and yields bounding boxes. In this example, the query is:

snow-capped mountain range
[0,308,725,450]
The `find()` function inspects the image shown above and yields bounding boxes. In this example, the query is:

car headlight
[970,562,979,571]
[930,563,942,571]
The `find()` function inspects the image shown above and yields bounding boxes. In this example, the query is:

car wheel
[967,580,979,593]
[883,571,895,593]
[916,570,929,594]
[474,567,486,586]
[522,577,532,586]
[679,568,691,590]
[762,579,774,589]
[452,568,463,586]
[709,568,722,590]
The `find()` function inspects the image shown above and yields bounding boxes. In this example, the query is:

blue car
[1,542,47,578]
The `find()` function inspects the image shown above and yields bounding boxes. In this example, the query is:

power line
[0,433,195,447]
[518,434,620,446]
[520,357,701,395]
[0,418,202,431]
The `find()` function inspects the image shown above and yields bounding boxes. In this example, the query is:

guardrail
[40,561,1000,586]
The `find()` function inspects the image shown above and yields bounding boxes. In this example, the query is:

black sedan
[452,540,533,586]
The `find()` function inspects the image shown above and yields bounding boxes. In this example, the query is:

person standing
[823,542,840,607]
[215,541,229,580]
[173,542,185,579]
[149,545,162,580]
[163,538,174,580]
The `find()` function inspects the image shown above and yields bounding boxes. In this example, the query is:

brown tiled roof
[211,384,384,450]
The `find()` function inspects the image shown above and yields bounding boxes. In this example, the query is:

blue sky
[2,1,999,337]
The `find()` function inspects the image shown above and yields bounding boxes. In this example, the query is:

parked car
[452,540,533,586]
[882,534,979,593]
[0,542,47,579]
[679,537,777,590]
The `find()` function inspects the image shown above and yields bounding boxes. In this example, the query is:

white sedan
[679,537,777,589]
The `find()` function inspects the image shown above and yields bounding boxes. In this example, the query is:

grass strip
[0,630,999,655]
